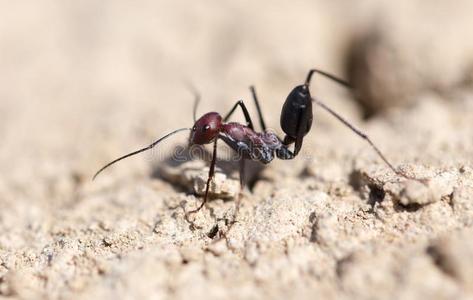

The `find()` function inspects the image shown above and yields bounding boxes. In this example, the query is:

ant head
[189,112,222,145]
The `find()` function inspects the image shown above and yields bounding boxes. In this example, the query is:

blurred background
[1,1,473,298]
[2,0,473,173]
[2,1,473,180]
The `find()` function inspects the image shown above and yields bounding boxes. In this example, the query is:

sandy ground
[1,1,473,299]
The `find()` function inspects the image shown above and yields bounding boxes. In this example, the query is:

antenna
[93,128,190,180]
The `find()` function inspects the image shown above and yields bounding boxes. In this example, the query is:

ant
[93,68,413,214]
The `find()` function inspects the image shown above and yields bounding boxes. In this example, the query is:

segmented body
[219,122,294,164]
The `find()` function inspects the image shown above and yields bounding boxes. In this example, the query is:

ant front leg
[189,138,218,214]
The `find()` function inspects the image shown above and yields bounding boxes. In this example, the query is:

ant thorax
[220,122,291,164]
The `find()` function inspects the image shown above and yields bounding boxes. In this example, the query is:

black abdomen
[280,85,313,138]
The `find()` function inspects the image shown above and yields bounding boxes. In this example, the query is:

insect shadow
[150,143,265,196]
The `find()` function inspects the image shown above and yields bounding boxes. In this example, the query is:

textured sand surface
[1,1,473,299]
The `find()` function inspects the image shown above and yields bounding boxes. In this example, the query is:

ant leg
[239,158,246,189]
[224,159,245,235]
[312,96,421,180]
[292,106,311,156]
[249,86,267,131]
[189,138,218,213]
[305,68,352,89]
[223,100,255,130]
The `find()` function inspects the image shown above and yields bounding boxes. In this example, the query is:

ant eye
[192,126,196,131]
[203,125,210,131]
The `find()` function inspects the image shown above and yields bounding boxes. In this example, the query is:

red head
[189,112,222,145]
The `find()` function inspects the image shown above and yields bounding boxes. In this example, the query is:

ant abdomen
[280,85,313,155]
